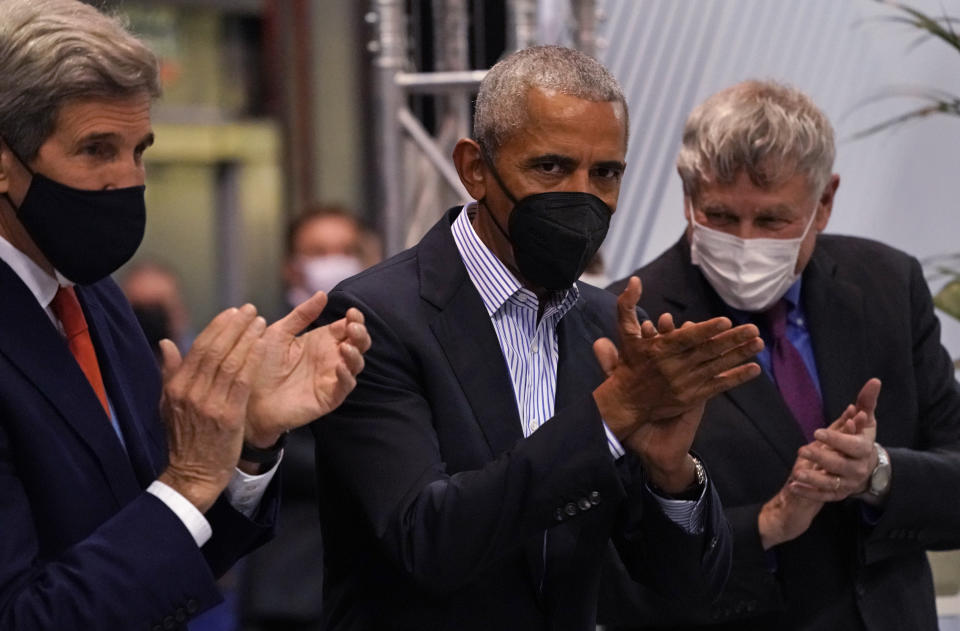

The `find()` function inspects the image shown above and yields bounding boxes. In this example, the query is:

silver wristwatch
[866,443,892,499]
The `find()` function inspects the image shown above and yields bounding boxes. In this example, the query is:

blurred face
[454,87,627,278]
[0,94,154,272]
[291,215,361,259]
[686,169,838,274]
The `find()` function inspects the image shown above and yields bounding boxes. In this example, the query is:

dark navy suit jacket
[0,260,278,630]
[312,208,732,631]
[601,235,960,631]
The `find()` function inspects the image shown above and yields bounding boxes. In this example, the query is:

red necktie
[765,299,824,441]
[50,286,111,417]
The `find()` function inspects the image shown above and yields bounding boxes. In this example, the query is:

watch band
[240,432,288,465]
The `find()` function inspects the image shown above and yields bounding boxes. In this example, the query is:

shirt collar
[0,233,61,310]
[450,202,579,318]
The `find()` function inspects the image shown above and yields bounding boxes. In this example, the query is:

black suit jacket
[312,208,731,631]
[601,235,960,630]
[0,260,278,630]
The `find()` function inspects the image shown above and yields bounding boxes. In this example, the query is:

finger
[211,315,267,403]
[696,362,762,399]
[275,291,329,336]
[657,312,676,334]
[640,319,658,338]
[652,317,739,355]
[340,342,365,376]
[827,404,857,432]
[811,422,874,460]
[615,277,643,338]
[159,339,183,384]
[187,305,259,395]
[787,480,839,503]
[226,327,268,411]
[856,378,882,416]
[684,336,765,388]
[593,338,620,376]
[346,319,371,354]
[176,306,247,378]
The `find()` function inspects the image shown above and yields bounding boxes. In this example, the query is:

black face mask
[482,150,611,291]
[3,146,146,285]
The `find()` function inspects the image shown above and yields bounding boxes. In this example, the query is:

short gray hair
[474,45,628,160]
[677,80,835,201]
[0,0,161,161]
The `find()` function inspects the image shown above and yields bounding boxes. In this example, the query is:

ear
[815,174,839,231]
[0,140,11,195]
[452,138,487,202]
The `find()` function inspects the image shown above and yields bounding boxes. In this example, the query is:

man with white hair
[310,45,766,630]
[0,1,369,629]
[603,80,960,630]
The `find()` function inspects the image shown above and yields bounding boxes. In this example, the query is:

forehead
[49,94,153,144]
[500,87,626,159]
[294,215,359,253]
[697,170,813,214]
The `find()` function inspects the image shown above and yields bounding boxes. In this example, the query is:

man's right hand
[592,276,763,492]
[157,304,267,513]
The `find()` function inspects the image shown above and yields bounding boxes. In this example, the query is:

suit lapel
[0,262,142,504]
[802,246,870,423]
[556,298,608,412]
[423,208,524,457]
[79,288,161,487]
[656,239,806,467]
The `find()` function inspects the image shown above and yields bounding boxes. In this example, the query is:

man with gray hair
[0,1,369,629]
[603,80,960,630]
[310,45,762,630]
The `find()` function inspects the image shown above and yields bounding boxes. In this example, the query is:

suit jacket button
[186,599,199,614]
[554,507,564,521]
[564,502,578,516]
[152,625,163,631]
[577,497,591,511]
[709,536,718,549]
[175,608,187,623]
[589,491,601,505]
[163,616,176,629]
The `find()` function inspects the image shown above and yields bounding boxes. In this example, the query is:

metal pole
[368,0,407,257]
[570,0,597,57]
[506,0,538,53]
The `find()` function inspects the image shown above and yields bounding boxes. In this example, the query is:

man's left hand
[245,291,371,448]
[791,378,881,502]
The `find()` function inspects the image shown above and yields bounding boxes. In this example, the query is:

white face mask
[689,201,819,312]
[286,254,364,306]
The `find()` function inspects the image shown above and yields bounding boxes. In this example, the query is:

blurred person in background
[0,1,369,629]
[241,205,380,631]
[601,80,960,631]
[121,259,194,358]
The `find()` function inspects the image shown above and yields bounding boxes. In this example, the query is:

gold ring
[833,476,841,492]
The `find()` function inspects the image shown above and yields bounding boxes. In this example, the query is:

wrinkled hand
[158,304,267,512]
[246,291,371,448]
[790,378,881,503]
[592,277,763,492]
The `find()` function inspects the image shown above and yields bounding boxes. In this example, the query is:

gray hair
[474,45,628,160]
[677,80,835,201]
[0,0,160,161]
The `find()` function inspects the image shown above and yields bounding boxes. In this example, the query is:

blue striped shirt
[451,204,705,532]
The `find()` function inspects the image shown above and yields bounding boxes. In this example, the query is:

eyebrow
[522,153,577,169]
[74,131,155,147]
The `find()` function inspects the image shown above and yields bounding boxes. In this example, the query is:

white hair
[0,0,160,160]
[677,80,835,200]
[474,45,628,160]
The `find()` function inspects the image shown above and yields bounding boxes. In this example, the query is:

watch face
[871,465,892,494]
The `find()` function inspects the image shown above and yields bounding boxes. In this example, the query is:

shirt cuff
[647,480,708,534]
[602,421,626,459]
[224,452,282,519]
[147,480,212,547]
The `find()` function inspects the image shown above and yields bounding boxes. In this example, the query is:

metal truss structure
[366,0,600,256]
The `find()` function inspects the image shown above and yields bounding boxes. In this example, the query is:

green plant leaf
[934,279,960,320]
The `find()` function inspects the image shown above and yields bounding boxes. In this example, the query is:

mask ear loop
[476,143,517,243]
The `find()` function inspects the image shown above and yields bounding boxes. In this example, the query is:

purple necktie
[766,299,824,441]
